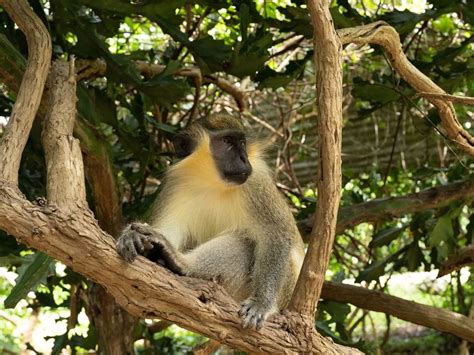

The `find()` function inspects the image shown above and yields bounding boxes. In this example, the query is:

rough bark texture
[321,281,474,342]
[0,0,51,184]
[42,60,86,210]
[338,21,474,156]
[289,0,343,317]
[298,178,474,239]
[0,183,360,354]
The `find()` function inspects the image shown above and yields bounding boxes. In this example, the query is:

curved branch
[289,0,343,318]
[0,0,51,184]
[438,246,474,277]
[321,281,474,342]
[337,21,474,156]
[0,184,360,354]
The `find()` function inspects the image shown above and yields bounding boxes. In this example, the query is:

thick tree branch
[289,0,343,317]
[42,59,86,210]
[438,246,474,277]
[0,34,123,236]
[0,0,51,184]
[0,183,359,354]
[321,281,474,342]
[298,178,474,239]
[337,21,474,156]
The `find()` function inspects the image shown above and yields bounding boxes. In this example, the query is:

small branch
[289,0,343,318]
[77,60,247,111]
[192,339,221,355]
[418,92,474,106]
[337,21,474,156]
[438,246,474,277]
[0,0,51,184]
[42,59,87,210]
[321,281,474,342]
[298,178,474,239]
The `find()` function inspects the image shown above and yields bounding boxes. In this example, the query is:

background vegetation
[0,0,472,353]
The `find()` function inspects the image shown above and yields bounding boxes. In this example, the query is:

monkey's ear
[172,133,196,158]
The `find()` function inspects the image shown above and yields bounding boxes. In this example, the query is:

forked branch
[0,0,51,184]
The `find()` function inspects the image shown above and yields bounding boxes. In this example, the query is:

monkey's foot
[239,297,272,330]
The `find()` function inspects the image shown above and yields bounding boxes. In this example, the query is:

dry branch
[0,183,359,354]
[77,59,248,111]
[298,178,474,238]
[337,21,474,156]
[0,0,51,184]
[321,281,474,342]
[418,92,474,106]
[438,246,474,277]
[42,59,86,210]
[289,0,343,318]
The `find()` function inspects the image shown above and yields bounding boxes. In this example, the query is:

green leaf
[428,214,453,247]
[355,259,386,282]
[51,333,68,355]
[369,226,406,248]
[4,252,54,308]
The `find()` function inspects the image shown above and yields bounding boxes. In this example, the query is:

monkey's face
[209,130,252,185]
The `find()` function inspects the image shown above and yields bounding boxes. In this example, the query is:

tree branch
[77,59,248,111]
[289,0,343,318]
[0,0,51,184]
[337,21,474,156]
[321,281,474,342]
[42,59,86,210]
[0,183,359,354]
[417,92,474,106]
[438,246,474,277]
[298,178,474,239]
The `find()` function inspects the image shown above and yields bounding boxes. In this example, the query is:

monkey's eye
[240,139,246,147]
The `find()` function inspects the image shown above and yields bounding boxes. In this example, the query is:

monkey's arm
[116,222,187,275]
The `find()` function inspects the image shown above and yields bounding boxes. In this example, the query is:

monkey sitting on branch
[117,113,304,330]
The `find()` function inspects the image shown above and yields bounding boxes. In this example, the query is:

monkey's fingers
[116,236,138,263]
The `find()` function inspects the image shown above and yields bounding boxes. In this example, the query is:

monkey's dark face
[210,130,252,185]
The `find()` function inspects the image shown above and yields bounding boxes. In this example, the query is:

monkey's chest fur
[153,184,249,251]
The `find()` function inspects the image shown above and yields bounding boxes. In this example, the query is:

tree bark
[0,0,51,184]
[289,0,343,318]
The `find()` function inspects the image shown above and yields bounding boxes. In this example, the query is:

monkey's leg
[182,233,255,302]
[116,222,187,275]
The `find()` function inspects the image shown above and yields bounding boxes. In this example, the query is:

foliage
[0,0,473,353]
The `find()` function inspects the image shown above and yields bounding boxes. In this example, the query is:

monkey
[116,113,305,330]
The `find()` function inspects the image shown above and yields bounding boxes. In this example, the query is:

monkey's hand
[116,222,185,275]
[239,297,273,330]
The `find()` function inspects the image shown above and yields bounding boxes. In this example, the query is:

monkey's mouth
[224,172,250,185]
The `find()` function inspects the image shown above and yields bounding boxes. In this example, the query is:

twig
[437,246,474,277]
[418,92,474,106]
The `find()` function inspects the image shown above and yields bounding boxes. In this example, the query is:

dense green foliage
[0,0,473,353]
